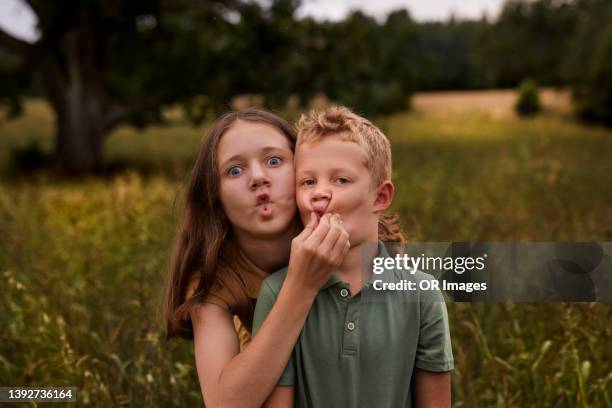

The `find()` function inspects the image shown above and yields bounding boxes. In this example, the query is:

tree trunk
[46,50,108,173]
[55,87,106,173]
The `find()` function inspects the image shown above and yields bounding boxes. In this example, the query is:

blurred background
[1,0,611,406]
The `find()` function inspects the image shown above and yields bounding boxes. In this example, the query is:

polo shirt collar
[321,273,343,290]
[363,242,394,290]
[321,242,390,291]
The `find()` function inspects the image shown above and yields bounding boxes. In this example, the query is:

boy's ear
[373,180,394,213]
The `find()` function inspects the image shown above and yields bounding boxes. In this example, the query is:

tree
[515,78,540,116]
[0,0,240,172]
[472,0,577,88]
[417,20,485,90]
[564,0,612,126]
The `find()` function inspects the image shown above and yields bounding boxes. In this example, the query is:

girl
[163,109,352,407]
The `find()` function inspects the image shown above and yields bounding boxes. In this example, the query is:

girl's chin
[253,214,296,235]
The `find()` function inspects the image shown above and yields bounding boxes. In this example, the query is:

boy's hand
[285,212,350,297]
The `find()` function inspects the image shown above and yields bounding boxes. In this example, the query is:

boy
[252,106,453,407]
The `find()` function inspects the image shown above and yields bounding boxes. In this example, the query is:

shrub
[515,79,541,117]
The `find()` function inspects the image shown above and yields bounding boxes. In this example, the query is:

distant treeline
[0,0,611,171]
[226,0,611,121]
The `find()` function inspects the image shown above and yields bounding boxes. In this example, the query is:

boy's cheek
[295,192,310,222]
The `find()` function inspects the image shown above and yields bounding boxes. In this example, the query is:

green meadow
[1,98,611,406]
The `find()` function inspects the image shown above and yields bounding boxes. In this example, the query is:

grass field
[1,93,611,406]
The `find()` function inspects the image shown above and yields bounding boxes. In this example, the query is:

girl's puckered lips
[256,192,273,218]
[256,192,270,205]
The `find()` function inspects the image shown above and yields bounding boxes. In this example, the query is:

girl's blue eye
[227,166,242,176]
[267,156,282,167]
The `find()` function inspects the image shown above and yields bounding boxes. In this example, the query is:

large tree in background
[0,0,244,172]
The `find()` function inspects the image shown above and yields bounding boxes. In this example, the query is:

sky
[296,0,504,22]
[0,0,505,43]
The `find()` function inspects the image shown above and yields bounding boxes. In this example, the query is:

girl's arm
[191,292,308,408]
[192,213,349,408]
[262,386,294,407]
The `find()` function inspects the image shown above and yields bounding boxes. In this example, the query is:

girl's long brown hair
[163,109,297,339]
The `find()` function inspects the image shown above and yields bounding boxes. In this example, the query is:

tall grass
[1,100,611,406]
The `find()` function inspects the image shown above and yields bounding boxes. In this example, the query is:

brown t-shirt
[186,241,270,348]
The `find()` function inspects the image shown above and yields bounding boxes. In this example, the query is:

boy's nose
[311,186,331,213]
[312,184,331,201]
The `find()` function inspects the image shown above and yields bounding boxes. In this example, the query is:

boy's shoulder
[260,267,289,298]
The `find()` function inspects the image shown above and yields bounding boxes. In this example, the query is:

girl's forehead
[219,120,290,154]
[218,121,292,161]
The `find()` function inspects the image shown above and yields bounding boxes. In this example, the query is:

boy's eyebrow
[295,167,357,177]
[327,167,357,174]
[220,146,288,167]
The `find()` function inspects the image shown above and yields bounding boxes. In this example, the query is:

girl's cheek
[281,168,297,192]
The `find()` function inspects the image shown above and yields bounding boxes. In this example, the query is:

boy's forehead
[295,133,368,169]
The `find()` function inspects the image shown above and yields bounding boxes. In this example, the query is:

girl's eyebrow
[220,146,288,168]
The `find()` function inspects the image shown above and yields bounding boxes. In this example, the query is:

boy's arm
[262,386,295,408]
[413,369,450,408]
[414,288,454,372]
[413,287,454,407]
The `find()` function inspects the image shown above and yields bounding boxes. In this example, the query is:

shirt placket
[339,284,360,356]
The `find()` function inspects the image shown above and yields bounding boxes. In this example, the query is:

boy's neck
[235,219,302,274]
[336,239,379,296]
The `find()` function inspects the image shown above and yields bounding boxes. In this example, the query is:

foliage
[2,0,612,172]
[471,0,578,88]
[515,79,541,116]
[417,20,485,90]
[564,0,612,126]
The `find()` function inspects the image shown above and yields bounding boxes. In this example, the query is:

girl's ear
[373,180,394,213]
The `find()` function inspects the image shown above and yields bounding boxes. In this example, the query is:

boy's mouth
[311,202,329,218]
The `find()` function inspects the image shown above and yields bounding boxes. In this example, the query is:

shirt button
[340,288,349,297]
[346,321,356,331]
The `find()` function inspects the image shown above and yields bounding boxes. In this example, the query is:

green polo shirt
[252,242,454,408]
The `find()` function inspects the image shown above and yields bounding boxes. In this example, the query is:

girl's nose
[249,164,270,189]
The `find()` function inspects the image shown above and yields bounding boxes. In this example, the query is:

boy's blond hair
[297,106,391,188]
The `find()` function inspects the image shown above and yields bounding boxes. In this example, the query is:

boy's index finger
[306,213,332,245]
[293,214,315,243]
[299,212,318,239]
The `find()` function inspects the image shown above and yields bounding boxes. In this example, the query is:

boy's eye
[335,177,351,184]
[227,166,242,177]
[301,179,316,187]
[267,156,282,167]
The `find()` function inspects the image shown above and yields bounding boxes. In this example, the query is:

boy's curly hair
[297,106,405,243]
